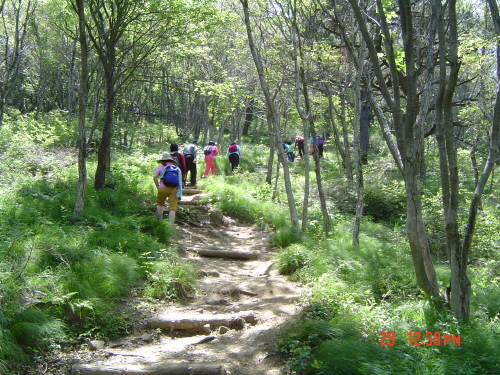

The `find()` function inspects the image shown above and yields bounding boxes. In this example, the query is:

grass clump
[199,175,289,231]
[275,244,311,275]
[143,258,197,301]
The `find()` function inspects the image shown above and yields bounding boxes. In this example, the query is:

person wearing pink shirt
[202,141,218,177]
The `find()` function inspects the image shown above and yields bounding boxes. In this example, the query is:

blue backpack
[160,164,180,187]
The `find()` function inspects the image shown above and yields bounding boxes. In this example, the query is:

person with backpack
[227,142,241,171]
[202,141,218,178]
[316,135,324,158]
[182,139,198,187]
[154,154,183,223]
[295,136,305,158]
[170,143,187,187]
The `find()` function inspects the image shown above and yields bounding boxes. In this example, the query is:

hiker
[295,136,305,158]
[170,143,187,187]
[153,154,183,223]
[227,142,241,171]
[183,139,198,187]
[286,141,295,162]
[316,135,324,158]
[202,141,219,177]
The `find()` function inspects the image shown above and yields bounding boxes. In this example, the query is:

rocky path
[69,188,305,375]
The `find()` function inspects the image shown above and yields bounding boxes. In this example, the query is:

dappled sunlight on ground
[67,189,306,375]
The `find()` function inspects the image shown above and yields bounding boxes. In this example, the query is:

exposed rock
[140,333,154,342]
[209,208,224,226]
[88,340,105,351]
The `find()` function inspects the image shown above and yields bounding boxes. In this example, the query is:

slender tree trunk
[67,39,77,127]
[365,81,403,175]
[325,86,351,181]
[301,66,331,234]
[73,0,89,218]
[290,11,310,232]
[242,98,254,136]
[241,0,300,234]
[352,37,365,248]
[359,89,371,164]
[340,90,354,182]
[95,72,115,189]
[289,7,331,234]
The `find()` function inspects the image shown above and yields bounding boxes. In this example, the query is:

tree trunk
[347,0,441,301]
[352,39,365,248]
[325,85,353,182]
[359,89,371,164]
[95,73,115,190]
[241,0,300,235]
[242,98,254,136]
[340,90,354,182]
[290,13,331,234]
[72,0,89,218]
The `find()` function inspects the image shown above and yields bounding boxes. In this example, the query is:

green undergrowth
[273,223,500,374]
[2,118,500,374]
[0,141,197,372]
[198,171,289,230]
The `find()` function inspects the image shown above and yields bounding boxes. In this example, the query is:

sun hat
[157,153,174,162]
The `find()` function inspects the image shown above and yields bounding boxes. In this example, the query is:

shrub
[269,226,302,248]
[363,178,406,224]
[275,244,310,275]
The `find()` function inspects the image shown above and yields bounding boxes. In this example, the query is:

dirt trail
[67,188,305,375]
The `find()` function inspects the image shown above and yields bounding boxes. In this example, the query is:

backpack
[169,152,179,167]
[183,144,196,157]
[159,164,180,187]
[203,145,213,155]
[228,144,238,153]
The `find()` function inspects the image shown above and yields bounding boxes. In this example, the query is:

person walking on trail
[295,136,305,158]
[153,154,183,223]
[183,139,198,187]
[202,141,218,177]
[286,141,295,162]
[316,135,325,158]
[309,134,315,155]
[227,142,241,171]
[170,143,187,187]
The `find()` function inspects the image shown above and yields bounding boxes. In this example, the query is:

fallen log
[182,189,202,196]
[148,312,258,332]
[232,288,258,297]
[177,200,201,206]
[71,362,230,375]
[195,249,258,260]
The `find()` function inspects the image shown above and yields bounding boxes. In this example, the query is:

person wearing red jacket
[169,143,187,187]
